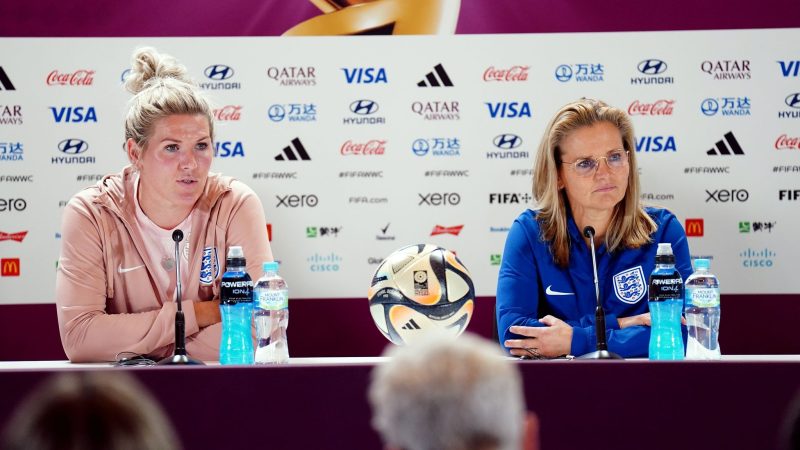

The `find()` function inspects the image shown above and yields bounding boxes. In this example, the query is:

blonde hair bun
[125,47,192,95]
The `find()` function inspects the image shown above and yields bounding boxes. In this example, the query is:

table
[2,356,799,450]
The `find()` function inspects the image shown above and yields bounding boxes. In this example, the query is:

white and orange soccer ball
[368,244,475,345]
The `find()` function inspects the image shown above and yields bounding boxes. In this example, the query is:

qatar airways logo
[341,139,386,156]
[213,105,241,121]
[628,100,674,116]
[46,70,95,86]
[775,134,800,150]
[483,65,529,82]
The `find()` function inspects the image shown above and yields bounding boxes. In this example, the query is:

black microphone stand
[159,229,204,365]
[578,226,623,360]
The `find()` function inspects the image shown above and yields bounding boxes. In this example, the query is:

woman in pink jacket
[55,48,272,362]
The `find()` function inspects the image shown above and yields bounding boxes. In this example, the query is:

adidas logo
[707,131,744,155]
[401,318,422,330]
[0,67,15,91]
[275,138,310,161]
[417,63,453,87]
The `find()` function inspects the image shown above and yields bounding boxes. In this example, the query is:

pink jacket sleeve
[183,182,273,358]
[56,199,192,362]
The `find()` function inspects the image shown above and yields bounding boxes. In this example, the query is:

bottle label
[686,287,720,308]
[220,276,253,305]
[257,290,288,310]
[649,275,684,301]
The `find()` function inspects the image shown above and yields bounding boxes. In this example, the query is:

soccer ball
[368,244,475,345]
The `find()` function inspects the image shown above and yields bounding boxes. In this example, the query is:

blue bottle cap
[693,258,710,270]
[262,261,279,273]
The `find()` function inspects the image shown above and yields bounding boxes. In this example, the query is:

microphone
[159,229,204,365]
[578,226,623,360]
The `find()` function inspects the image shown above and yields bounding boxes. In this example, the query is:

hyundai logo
[638,59,668,75]
[268,104,286,122]
[785,93,800,109]
[58,139,89,155]
[120,68,131,83]
[349,99,379,115]
[204,64,234,81]
[493,134,523,150]
[700,98,719,116]
[411,139,429,156]
[554,65,572,82]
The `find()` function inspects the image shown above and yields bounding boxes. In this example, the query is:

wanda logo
[213,105,242,121]
[46,70,95,86]
[775,134,800,150]
[483,65,529,82]
[628,100,674,116]
[341,139,386,155]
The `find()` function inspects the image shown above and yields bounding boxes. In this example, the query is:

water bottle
[253,261,289,364]
[684,259,721,360]
[219,246,254,365]
[648,243,684,360]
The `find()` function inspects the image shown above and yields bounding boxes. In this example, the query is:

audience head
[369,332,537,450]
[1,371,180,450]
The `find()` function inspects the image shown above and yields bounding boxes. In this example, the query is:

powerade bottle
[253,261,289,364]
[685,259,721,360]
[219,246,254,365]
[648,243,684,360]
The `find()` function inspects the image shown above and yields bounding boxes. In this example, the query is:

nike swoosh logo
[545,285,574,296]
[118,264,145,274]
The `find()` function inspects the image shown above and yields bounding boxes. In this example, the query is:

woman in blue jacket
[497,98,692,358]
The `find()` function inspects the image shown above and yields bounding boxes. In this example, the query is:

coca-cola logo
[340,139,386,156]
[628,100,675,116]
[775,134,800,150]
[213,105,242,121]
[483,65,529,82]
[46,70,95,86]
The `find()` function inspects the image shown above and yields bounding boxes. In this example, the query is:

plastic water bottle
[648,243,684,360]
[254,261,289,364]
[219,246,254,365]
[684,259,721,360]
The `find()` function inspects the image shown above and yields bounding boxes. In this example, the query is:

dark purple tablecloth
[1,359,798,450]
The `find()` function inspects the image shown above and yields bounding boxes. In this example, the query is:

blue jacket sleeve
[496,218,544,347]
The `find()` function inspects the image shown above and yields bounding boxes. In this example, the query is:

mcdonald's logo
[1,258,20,276]
[685,219,704,237]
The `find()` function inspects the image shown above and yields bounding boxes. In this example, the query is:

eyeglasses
[561,149,629,177]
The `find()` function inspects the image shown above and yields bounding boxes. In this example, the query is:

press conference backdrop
[0,29,798,304]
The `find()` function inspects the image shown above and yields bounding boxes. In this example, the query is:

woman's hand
[617,313,651,329]
[504,316,573,358]
[194,300,221,328]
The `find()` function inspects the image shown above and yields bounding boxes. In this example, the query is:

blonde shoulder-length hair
[532,98,656,267]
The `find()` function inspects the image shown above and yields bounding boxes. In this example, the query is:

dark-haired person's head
[1,372,180,450]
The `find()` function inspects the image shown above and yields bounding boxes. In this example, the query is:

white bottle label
[687,287,719,308]
[257,290,288,310]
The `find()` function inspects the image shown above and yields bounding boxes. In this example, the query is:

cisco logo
[307,253,342,272]
[739,248,775,268]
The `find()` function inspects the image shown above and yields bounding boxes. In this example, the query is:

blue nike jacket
[496,207,693,358]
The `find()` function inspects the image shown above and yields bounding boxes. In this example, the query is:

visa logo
[341,67,388,84]
[636,136,676,152]
[778,61,800,77]
[485,102,531,118]
[214,141,244,157]
[49,106,97,123]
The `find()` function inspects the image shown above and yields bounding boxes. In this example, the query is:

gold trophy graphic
[283,0,461,35]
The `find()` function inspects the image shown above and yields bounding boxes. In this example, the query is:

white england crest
[199,246,219,285]
[613,265,646,304]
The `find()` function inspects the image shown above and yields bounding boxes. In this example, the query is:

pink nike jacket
[56,165,272,362]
